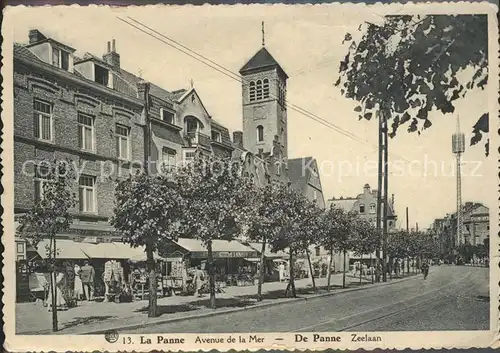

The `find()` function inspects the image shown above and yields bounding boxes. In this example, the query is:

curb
[79,274,419,335]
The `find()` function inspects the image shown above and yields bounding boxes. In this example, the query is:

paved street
[128,265,489,333]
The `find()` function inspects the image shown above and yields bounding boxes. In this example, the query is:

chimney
[233,131,243,148]
[363,183,370,194]
[29,29,46,44]
[103,38,120,69]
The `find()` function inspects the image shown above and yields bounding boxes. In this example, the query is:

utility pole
[382,108,389,283]
[406,207,409,233]
[416,222,419,232]
[375,109,383,283]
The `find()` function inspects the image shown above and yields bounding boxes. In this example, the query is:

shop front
[24,238,166,304]
[162,238,260,291]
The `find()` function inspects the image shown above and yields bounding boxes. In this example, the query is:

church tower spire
[262,21,265,47]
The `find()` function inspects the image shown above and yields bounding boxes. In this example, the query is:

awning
[171,238,259,259]
[247,242,288,259]
[112,242,164,262]
[35,239,89,260]
[79,242,125,259]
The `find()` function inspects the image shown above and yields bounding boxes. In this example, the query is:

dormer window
[211,131,221,142]
[52,47,70,71]
[94,65,109,86]
[161,108,175,124]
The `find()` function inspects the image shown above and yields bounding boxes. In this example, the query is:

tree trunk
[51,236,58,332]
[326,248,333,291]
[285,251,296,298]
[257,240,266,301]
[370,253,374,284]
[207,240,216,308]
[342,249,346,288]
[146,243,158,317]
[407,257,410,275]
[306,250,316,291]
[359,254,363,284]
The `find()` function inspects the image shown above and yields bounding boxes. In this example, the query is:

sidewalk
[16,272,414,335]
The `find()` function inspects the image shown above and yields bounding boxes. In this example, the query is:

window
[313,190,318,201]
[94,65,109,86]
[161,109,174,124]
[33,100,52,141]
[257,125,264,142]
[256,80,263,100]
[162,147,177,169]
[184,151,196,162]
[17,243,25,254]
[263,79,270,99]
[249,81,256,102]
[78,113,95,151]
[315,246,320,257]
[17,255,25,261]
[52,47,70,71]
[116,124,130,160]
[34,165,49,202]
[211,131,221,142]
[370,204,376,214]
[79,175,96,213]
[359,204,365,213]
[186,118,198,133]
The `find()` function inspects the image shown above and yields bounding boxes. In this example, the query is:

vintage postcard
[2,2,499,351]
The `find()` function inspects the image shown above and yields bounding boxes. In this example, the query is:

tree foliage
[110,170,184,317]
[20,160,76,331]
[336,15,489,155]
[175,155,254,307]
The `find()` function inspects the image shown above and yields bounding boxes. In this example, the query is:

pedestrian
[421,261,429,280]
[47,266,68,311]
[278,262,285,282]
[73,262,83,300]
[193,265,204,297]
[80,260,95,301]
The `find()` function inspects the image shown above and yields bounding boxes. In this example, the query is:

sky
[5,5,493,229]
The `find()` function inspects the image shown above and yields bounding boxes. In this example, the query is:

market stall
[162,238,260,288]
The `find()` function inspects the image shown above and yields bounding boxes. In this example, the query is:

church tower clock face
[253,106,266,120]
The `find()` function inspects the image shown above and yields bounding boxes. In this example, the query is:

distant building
[431,202,490,256]
[326,183,397,230]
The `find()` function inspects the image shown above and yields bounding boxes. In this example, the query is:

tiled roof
[239,47,288,78]
[14,43,40,62]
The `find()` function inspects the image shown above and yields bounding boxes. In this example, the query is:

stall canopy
[171,238,259,259]
[35,239,89,259]
[35,239,163,261]
[247,242,288,259]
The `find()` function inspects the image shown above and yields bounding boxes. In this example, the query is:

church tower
[239,24,288,159]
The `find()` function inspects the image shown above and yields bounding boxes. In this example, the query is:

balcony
[185,131,211,149]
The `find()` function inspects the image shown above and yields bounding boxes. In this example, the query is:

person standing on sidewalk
[80,261,95,301]
[193,265,204,297]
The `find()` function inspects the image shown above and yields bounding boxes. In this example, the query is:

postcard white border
[2,2,499,351]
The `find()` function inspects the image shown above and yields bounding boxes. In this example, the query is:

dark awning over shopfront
[166,238,259,259]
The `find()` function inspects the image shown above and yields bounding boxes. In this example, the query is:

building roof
[239,47,288,78]
[328,198,358,212]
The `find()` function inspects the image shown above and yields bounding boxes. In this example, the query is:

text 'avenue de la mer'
[195,335,265,344]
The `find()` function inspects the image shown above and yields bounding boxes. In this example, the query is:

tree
[110,170,183,317]
[319,206,356,289]
[295,200,324,291]
[175,155,254,308]
[267,186,311,297]
[21,160,76,332]
[247,180,290,301]
[336,15,489,155]
[387,230,410,277]
[351,218,379,283]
